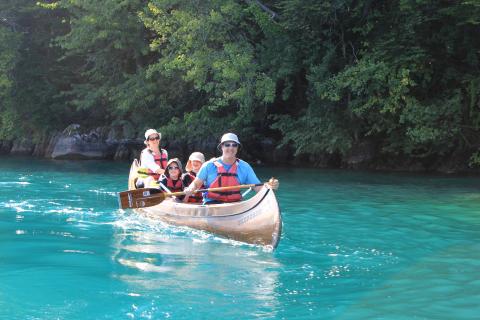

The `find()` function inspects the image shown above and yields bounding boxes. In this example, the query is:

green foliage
[0,10,21,139]
[1,0,480,169]
[270,0,480,165]
[0,0,70,139]
[50,0,154,116]
[272,109,353,156]
[0,27,19,99]
[140,0,277,139]
[469,151,480,167]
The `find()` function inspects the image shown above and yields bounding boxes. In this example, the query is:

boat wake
[88,189,117,197]
[112,210,273,252]
[0,181,31,185]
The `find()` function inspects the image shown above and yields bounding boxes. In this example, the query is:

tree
[0,0,72,140]
[140,0,276,141]
[0,23,20,138]
[271,0,480,166]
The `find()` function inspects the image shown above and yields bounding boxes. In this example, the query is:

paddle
[118,183,264,209]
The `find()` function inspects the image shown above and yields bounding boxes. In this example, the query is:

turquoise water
[1,157,479,319]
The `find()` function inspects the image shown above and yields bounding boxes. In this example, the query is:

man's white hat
[220,132,240,144]
[219,132,241,147]
[144,129,161,140]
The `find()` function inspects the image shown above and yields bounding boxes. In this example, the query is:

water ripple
[1,161,480,319]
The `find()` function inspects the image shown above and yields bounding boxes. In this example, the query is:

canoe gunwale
[137,187,272,219]
[195,188,271,218]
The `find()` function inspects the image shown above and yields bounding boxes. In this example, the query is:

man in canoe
[136,129,168,188]
[183,133,279,204]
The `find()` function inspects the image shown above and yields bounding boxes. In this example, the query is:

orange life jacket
[141,148,168,180]
[185,171,203,203]
[206,159,242,202]
[166,177,183,193]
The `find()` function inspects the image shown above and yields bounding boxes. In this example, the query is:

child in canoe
[182,152,205,203]
[159,158,185,200]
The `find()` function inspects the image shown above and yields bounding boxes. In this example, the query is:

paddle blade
[118,188,165,209]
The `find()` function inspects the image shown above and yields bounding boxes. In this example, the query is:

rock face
[32,132,59,157]
[2,123,142,160]
[113,139,144,161]
[50,124,115,160]
[44,132,62,158]
[181,136,219,162]
[51,136,115,159]
[0,125,294,164]
[10,139,35,156]
[257,138,291,164]
[344,140,376,168]
[2,123,476,174]
[1,123,158,161]
[0,140,13,155]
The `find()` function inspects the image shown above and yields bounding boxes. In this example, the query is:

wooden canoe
[126,160,282,248]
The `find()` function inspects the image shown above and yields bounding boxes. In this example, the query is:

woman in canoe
[184,133,279,204]
[159,158,184,194]
[136,129,168,188]
[182,152,205,203]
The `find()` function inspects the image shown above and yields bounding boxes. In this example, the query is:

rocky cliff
[2,123,475,173]
[0,123,292,165]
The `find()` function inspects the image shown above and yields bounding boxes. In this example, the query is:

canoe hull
[127,160,282,248]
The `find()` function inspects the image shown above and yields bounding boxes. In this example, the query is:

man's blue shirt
[197,158,260,203]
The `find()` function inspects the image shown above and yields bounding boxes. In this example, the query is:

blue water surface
[0,157,479,319]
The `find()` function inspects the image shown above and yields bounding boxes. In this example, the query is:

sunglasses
[168,166,179,170]
[223,142,238,148]
[148,136,160,141]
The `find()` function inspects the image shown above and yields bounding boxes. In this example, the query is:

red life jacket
[185,171,203,203]
[206,159,242,202]
[141,148,168,180]
[166,177,183,193]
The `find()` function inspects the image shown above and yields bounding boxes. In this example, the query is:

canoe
[126,159,282,248]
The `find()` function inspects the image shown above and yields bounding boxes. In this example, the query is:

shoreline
[2,154,480,177]
[1,124,479,175]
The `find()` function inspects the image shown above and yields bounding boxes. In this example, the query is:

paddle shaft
[166,183,264,198]
[118,183,264,209]
[130,183,265,199]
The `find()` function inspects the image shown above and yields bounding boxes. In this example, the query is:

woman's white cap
[186,152,205,172]
[144,129,161,140]
[220,132,240,144]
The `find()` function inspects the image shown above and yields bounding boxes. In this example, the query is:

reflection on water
[110,212,281,318]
